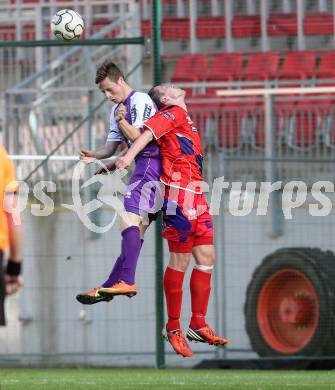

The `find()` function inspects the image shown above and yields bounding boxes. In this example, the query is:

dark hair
[95,59,125,84]
[148,85,165,110]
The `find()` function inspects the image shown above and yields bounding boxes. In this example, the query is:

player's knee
[207,252,216,266]
[120,212,142,230]
[139,223,148,238]
[197,254,215,268]
[193,246,215,268]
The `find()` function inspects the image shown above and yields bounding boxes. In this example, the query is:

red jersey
[144,105,204,193]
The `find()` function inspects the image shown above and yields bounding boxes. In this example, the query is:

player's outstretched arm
[94,147,128,174]
[116,130,153,169]
[80,140,121,163]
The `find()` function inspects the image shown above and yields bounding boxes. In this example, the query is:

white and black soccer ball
[51,9,84,41]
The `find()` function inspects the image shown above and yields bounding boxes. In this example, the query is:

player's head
[148,84,186,109]
[95,59,130,103]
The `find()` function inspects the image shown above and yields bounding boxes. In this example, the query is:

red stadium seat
[0,25,16,41]
[23,24,35,40]
[252,107,267,149]
[218,110,244,149]
[268,13,297,36]
[187,96,217,141]
[0,24,36,41]
[316,52,335,82]
[196,17,225,39]
[207,54,244,82]
[10,0,68,2]
[241,52,280,81]
[188,97,246,149]
[218,100,254,149]
[246,99,296,150]
[288,100,321,149]
[304,13,333,36]
[162,18,190,40]
[244,100,266,149]
[279,51,316,81]
[91,20,119,38]
[141,20,151,37]
[171,55,209,83]
[11,0,41,2]
[232,15,261,38]
[206,54,244,95]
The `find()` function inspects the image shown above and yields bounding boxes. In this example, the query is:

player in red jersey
[116,84,228,358]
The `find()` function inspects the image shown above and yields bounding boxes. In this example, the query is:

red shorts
[162,187,214,253]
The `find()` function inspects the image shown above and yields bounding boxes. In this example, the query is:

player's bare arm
[4,191,23,295]
[115,103,142,141]
[116,130,153,169]
[80,140,121,163]
[94,147,128,174]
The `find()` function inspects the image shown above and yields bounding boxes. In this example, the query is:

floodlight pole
[153,0,165,370]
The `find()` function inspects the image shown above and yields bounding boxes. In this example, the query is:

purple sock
[102,231,143,288]
[102,253,124,288]
[119,226,142,285]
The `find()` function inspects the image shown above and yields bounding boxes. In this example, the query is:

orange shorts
[162,188,214,253]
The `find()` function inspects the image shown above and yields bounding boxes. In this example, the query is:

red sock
[190,268,211,329]
[164,267,185,331]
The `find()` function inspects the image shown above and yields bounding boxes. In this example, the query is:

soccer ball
[51,9,84,41]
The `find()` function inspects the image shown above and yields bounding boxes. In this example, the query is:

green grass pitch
[1,368,335,389]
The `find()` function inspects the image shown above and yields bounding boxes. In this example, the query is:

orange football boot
[76,287,112,305]
[98,280,138,299]
[187,324,228,346]
[163,328,193,358]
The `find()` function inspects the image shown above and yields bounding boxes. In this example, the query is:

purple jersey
[107,91,162,218]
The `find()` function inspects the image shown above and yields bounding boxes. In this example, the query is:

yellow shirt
[0,145,18,250]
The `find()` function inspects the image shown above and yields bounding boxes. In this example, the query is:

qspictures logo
[4,160,335,233]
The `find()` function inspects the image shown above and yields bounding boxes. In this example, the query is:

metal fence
[2,34,335,366]
[4,112,335,366]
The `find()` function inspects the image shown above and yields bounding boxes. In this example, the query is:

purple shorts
[124,142,163,222]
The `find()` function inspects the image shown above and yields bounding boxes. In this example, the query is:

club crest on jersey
[186,115,198,132]
[160,111,176,121]
[131,105,137,124]
[188,208,197,220]
[143,104,152,120]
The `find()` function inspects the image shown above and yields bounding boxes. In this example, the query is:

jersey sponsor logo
[143,104,152,121]
[160,111,176,121]
[131,105,137,124]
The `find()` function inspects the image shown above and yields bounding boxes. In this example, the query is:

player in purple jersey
[76,60,162,304]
